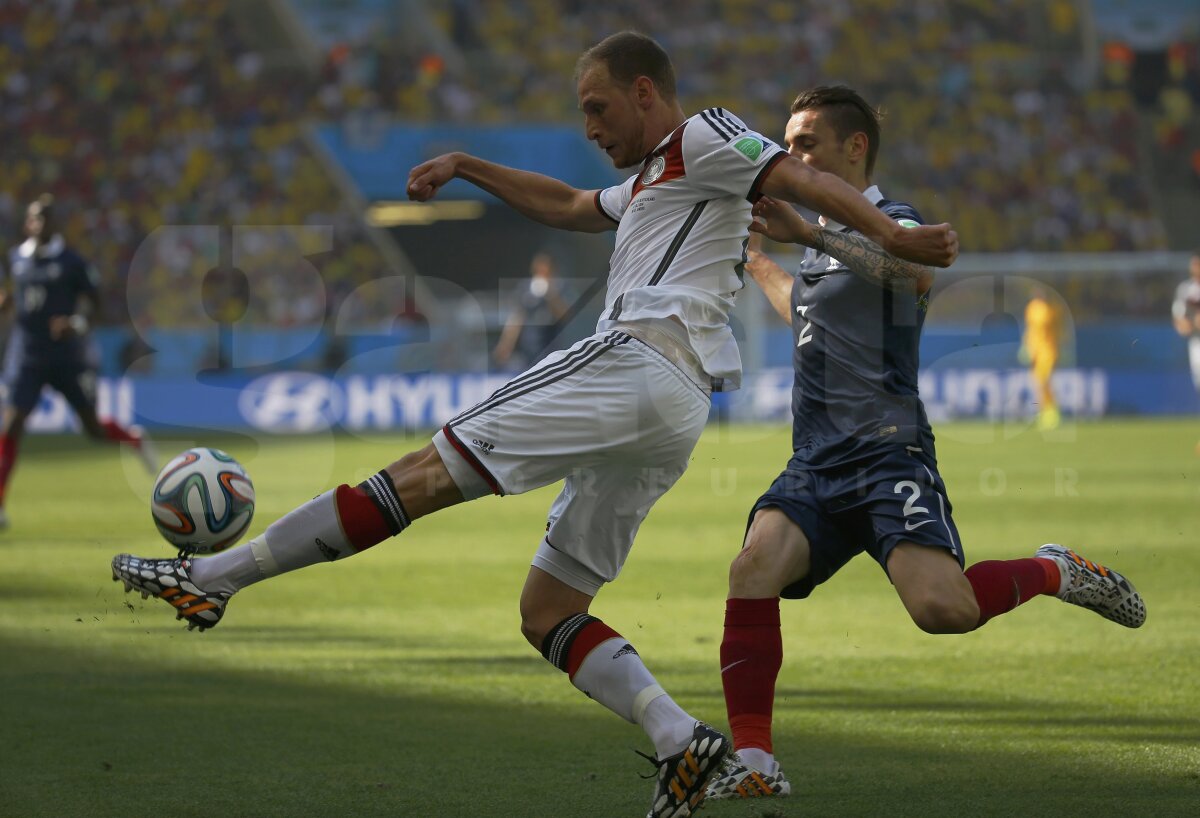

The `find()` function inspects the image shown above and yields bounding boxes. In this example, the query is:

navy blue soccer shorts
[4,359,95,415]
[750,447,964,599]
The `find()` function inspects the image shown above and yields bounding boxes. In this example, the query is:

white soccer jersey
[1172,278,1200,337]
[593,107,787,390]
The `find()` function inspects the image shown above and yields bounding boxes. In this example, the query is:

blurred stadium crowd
[2,0,1198,335]
[332,0,1190,253]
[0,0,388,331]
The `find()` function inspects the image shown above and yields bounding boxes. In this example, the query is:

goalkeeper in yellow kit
[1021,287,1062,430]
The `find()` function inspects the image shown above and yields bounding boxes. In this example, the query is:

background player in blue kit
[0,195,156,530]
[706,87,1147,800]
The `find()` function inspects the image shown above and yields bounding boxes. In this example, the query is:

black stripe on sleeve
[747,151,789,202]
[594,190,620,224]
[714,108,747,138]
[699,109,736,141]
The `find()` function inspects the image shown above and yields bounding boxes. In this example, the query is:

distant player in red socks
[0,195,157,529]
[706,87,1146,801]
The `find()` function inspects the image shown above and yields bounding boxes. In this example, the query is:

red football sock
[0,434,18,503]
[100,420,140,445]
[333,471,410,551]
[965,558,1060,628]
[720,597,782,753]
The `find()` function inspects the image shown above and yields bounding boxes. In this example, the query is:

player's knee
[909,595,978,634]
[518,604,557,650]
[729,539,787,597]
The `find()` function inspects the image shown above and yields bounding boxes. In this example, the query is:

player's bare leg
[521,566,727,817]
[709,508,807,799]
[74,399,158,475]
[112,443,464,629]
[887,544,979,633]
[890,539,1144,631]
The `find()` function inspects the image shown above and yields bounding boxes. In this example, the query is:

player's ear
[633,76,655,109]
[846,132,869,163]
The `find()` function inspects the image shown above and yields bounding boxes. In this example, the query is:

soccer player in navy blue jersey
[0,195,156,529]
[706,87,1146,800]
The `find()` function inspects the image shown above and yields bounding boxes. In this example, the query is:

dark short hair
[791,86,882,176]
[28,193,54,214]
[575,31,676,101]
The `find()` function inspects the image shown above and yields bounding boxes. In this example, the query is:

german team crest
[641,155,666,186]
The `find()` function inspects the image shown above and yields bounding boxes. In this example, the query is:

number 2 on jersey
[796,304,813,349]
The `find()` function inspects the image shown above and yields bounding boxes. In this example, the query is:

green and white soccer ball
[151,447,255,555]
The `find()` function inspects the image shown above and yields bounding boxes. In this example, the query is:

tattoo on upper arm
[814,227,928,292]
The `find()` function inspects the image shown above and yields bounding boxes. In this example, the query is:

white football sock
[188,490,352,593]
[187,545,260,596]
[570,636,696,758]
[736,747,776,773]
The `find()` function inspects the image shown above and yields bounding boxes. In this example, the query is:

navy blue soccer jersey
[3,235,98,365]
[788,186,935,468]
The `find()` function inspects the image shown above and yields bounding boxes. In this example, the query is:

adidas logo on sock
[612,643,639,660]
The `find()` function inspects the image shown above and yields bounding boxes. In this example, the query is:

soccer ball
[151,447,255,555]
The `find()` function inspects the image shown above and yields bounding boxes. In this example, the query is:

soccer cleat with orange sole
[111,554,230,631]
[643,721,729,818]
[705,752,791,800]
[1035,544,1145,628]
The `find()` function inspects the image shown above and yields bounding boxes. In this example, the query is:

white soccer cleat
[111,554,231,631]
[1036,544,1146,628]
[705,752,791,800]
[643,721,729,818]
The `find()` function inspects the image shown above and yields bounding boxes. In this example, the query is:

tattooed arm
[809,227,933,294]
[750,195,934,294]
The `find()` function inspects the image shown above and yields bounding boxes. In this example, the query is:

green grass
[1,419,1198,817]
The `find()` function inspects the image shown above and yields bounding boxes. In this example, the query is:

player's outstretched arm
[743,234,795,322]
[407,152,613,233]
[750,197,933,294]
[759,156,957,268]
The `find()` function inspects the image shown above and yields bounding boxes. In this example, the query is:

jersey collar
[17,234,65,259]
[818,184,884,232]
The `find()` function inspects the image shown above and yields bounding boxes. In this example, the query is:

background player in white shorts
[1172,251,1200,453]
[112,31,956,816]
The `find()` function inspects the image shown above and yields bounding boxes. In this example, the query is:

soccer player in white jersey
[112,32,955,816]
[1172,251,1200,452]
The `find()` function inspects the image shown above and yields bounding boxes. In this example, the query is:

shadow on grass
[1,635,1197,818]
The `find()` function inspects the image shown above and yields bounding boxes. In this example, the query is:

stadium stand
[0,0,392,338]
[312,0,1180,253]
[3,0,1198,368]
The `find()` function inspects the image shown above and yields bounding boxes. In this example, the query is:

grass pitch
[1,419,1198,817]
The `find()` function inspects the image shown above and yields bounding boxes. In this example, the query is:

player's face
[578,63,645,169]
[784,109,854,180]
[24,205,51,241]
[1190,255,1200,280]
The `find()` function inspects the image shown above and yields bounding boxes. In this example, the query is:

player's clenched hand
[407,153,460,201]
[885,223,958,268]
[48,315,72,340]
[749,196,817,245]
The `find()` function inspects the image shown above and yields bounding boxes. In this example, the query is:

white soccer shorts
[1190,336,1200,392]
[432,329,711,595]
